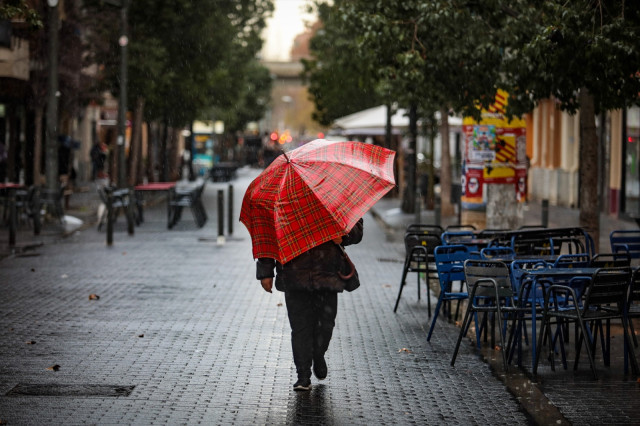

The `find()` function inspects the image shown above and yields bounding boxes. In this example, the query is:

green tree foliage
[337,0,516,212]
[83,0,274,129]
[301,0,382,126]
[0,0,42,28]
[502,0,640,247]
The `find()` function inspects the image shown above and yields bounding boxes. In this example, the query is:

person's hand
[260,277,273,293]
[332,236,343,244]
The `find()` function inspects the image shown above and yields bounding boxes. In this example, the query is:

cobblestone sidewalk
[0,168,528,425]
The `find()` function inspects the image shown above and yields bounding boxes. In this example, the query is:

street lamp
[45,0,59,193]
[103,0,129,188]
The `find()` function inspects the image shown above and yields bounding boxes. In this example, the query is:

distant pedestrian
[256,218,364,391]
[90,141,108,181]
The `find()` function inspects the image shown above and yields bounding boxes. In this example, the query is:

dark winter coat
[256,218,364,292]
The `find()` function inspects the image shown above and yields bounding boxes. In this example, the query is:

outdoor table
[513,267,598,370]
[134,182,176,228]
[0,183,26,247]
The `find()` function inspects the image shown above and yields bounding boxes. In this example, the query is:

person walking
[255,218,363,391]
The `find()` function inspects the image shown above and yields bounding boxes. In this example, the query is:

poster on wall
[461,90,527,210]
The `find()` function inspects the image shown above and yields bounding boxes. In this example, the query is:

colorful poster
[461,90,527,209]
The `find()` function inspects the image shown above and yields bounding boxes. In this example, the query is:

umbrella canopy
[240,139,396,263]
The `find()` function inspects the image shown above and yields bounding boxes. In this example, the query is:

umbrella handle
[338,245,356,280]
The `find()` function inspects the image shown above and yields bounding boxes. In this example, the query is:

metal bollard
[217,189,225,244]
[228,184,233,235]
[106,188,113,246]
[126,188,134,236]
[541,199,549,228]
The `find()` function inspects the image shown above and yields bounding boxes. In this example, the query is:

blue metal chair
[480,246,516,260]
[426,245,474,341]
[553,253,590,268]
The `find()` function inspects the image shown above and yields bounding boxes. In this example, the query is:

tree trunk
[579,87,600,250]
[439,108,454,216]
[33,106,44,186]
[384,104,392,150]
[128,97,144,187]
[161,119,169,182]
[401,104,418,213]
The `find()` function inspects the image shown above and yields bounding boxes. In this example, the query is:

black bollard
[32,188,41,235]
[228,184,233,235]
[415,188,421,224]
[541,199,549,228]
[217,189,224,244]
[106,188,113,246]
[126,188,134,236]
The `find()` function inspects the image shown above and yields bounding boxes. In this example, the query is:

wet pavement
[0,167,638,425]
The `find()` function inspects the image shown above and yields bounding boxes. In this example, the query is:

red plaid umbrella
[240,139,396,263]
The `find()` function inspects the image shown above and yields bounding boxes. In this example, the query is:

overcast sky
[260,0,315,61]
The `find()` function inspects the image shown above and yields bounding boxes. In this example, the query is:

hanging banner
[461,89,527,209]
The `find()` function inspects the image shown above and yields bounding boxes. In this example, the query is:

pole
[117,0,129,188]
[106,188,114,246]
[217,189,225,244]
[542,199,549,228]
[228,184,234,235]
[45,2,59,194]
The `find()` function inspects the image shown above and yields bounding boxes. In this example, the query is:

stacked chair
[394,224,443,315]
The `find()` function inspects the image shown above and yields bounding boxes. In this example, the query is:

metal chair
[627,268,640,347]
[446,224,476,232]
[405,224,444,236]
[533,267,638,379]
[393,229,442,315]
[451,259,529,370]
[169,180,208,228]
[507,259,553,369]
[480,246,516,260]
[553,253,590,268]
[426,245,473,342]
[589,252,631,268]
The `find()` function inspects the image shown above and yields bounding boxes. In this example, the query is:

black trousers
[284,290,338,379]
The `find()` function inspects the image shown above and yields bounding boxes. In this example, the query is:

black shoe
[313,357,327,380]
[293,378,312,391]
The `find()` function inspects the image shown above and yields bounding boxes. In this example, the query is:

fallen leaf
[398,348,412,353]
[25,340,36,345]
[46,364,60,371]
[89,294,100,300]
[61,274,68,279]
[382,284,392,288]
[276,303,283,307]
[31,268,35,272]
[122,252,127,255]
[138,334,144,338]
